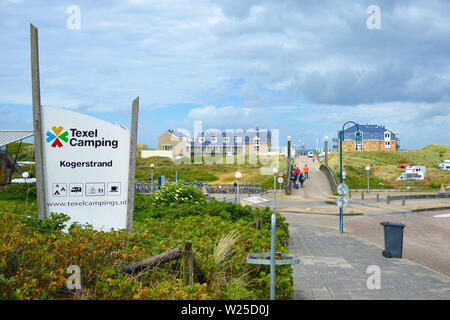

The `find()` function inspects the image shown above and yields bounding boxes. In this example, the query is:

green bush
[0,183,36,201]
[0,184,293,300]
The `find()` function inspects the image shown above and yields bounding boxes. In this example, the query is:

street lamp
[150,163,154,190]
[366,166,371,193]
[235,171,242,204]
[273,167,278,209]
[339,121,360,234]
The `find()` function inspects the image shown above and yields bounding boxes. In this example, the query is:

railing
[135,181,206,193]
[204,184,269,195]
[319,164,338,194]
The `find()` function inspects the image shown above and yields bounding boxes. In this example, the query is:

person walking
[294,166,300,181]
[299,172,305,188]
[303,164,309,179]
[291,172,298,189]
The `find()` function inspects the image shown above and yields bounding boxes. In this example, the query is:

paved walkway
[288,223,450,300]
[290,156,333,197]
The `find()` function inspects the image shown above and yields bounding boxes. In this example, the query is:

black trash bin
[380,221,406,258]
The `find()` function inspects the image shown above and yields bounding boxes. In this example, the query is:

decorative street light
[150,163,154,190]
[366,166,371,193]
[339,121,360,234]
[235,171,242,204]
[273,167,278,209]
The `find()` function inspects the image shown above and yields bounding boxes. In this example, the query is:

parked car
[307,151,314,158]
[398,163,414,169]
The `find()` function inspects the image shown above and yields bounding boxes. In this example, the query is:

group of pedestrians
[291,164,309,189]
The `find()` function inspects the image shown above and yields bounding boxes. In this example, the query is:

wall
[157,131,188,158]
[141,149,175,160]
[339,140,397,152]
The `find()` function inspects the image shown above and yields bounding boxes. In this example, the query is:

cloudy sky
[0,0,449,149]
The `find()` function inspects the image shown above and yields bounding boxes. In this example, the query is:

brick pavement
[288,223,450,300]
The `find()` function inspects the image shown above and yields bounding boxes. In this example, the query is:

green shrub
[0,182,293,300]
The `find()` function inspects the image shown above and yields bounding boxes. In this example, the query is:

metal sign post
[247,213,299,300]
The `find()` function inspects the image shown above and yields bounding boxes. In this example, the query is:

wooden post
[361,191,364,200]
[377,194,380,202]
[127,97,139,232]
[387,194,390,204]
[30,24,47,219]
[349,190,352,198]
[122,248,182,274]
[402,197,406,206]
[183,240,194,285]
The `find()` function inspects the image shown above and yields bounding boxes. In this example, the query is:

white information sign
[42,107,130,231]
[337,183,349,195]
[244,196,270,205]
[336,196,348,208]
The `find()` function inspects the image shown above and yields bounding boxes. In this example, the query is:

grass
[326,144,450,189]
[6,143,286,186]
[136,145,288,185]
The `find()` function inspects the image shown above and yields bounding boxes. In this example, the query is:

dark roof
[167,129,272,146]
[340,125,396,141]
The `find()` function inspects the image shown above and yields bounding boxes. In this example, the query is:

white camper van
[439,160,450,171]
[396,165,426,181]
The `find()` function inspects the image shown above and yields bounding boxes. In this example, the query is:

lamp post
[235,171,242,204]
[273,167,278,209]
[286,136,292,195]
[324,136,329,167]
[150,163,154,191]
[339,121,359,234]
[366,166,371,193]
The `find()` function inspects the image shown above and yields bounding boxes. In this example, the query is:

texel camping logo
[46,126,69,148]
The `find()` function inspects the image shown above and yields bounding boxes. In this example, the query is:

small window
[210,137,218,143]
[223,137,230,143]
[198,137,205,143]
[235,137,243,143]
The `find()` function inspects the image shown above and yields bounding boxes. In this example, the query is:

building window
[355,141,363,150]
[254,145,259,152]
[198,137,205,143]
[210,137,218,143]
[253,137,260,144]
[235,137,243,143]
[223,137,230,143]
[162,145,173,151]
